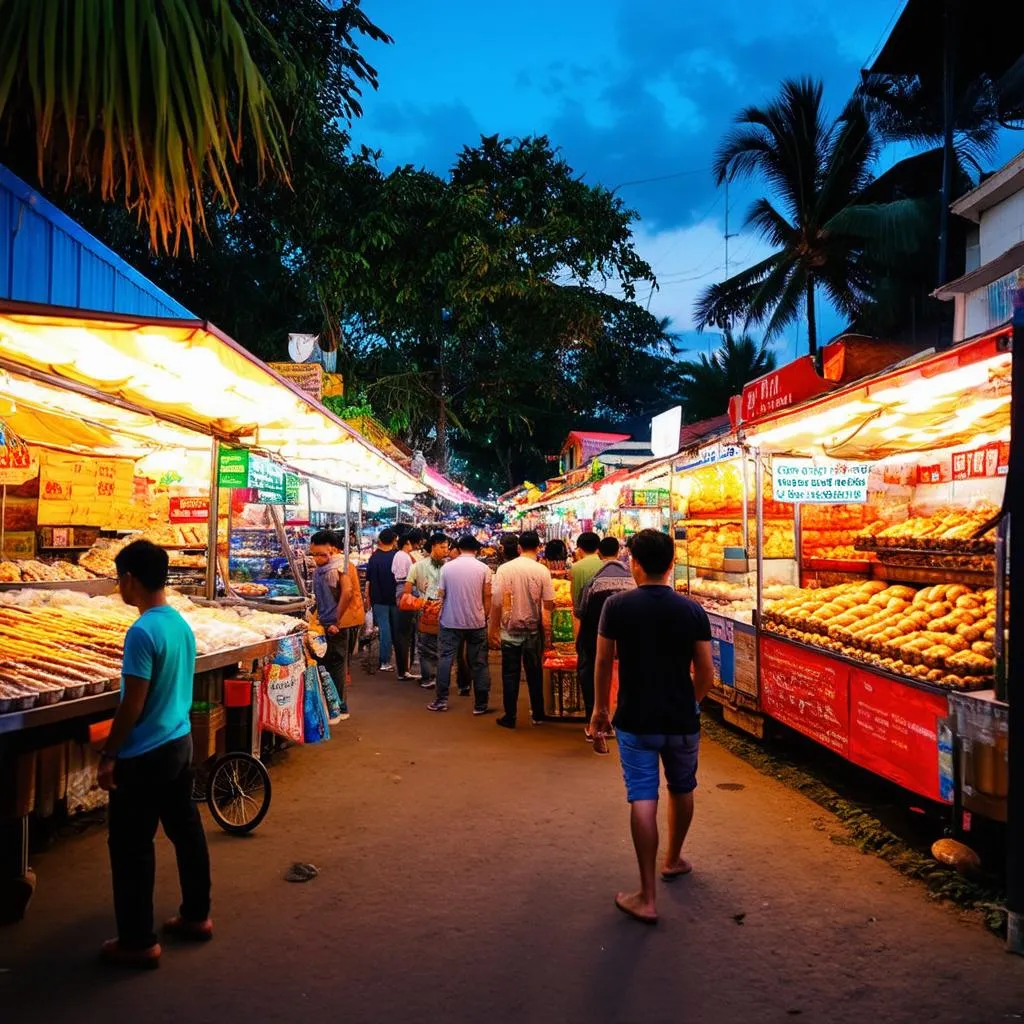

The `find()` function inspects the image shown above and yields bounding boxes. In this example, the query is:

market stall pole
[1007,305,1023,956]
[206,438,220,599]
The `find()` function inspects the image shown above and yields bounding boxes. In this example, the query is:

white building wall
[979,189,1024,263]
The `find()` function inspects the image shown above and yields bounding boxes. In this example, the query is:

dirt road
[2,668,1022,1023]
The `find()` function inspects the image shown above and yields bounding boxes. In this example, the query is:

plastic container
[224,677,254,708]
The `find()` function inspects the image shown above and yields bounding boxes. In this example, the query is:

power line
[863,0,905,71]
[611,167,709,191]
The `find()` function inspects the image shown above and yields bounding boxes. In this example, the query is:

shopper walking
[570,531,602,614]
[427,535,493,715]
[489,531,555,729]
[404,533,449,688]
[309,530,358,718]
[365,528,398,672]
[576,536,635,748]
[98,540,212,968]
[391,534,420,680]
[590,529,714,926]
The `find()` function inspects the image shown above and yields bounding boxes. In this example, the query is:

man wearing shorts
[591,529,714,925]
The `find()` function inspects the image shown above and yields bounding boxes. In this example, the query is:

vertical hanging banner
[0,421,35,485]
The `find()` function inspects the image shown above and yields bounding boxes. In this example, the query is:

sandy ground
[2,665,1023,1024]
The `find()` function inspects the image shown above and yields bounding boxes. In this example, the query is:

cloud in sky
[351,0,1003,341]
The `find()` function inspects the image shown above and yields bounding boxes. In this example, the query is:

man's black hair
[544,538,567,562]
[576,531,600,554]
[114,539,169,591]
[378,528,396,546]
[428,533,449,550]
[630,529,675,576]
[397,534,414,549]
[310,530,338,547]
[518,530,541,552]
[406,527,425,547]
[598,536,620,558]
[457,534,481,552]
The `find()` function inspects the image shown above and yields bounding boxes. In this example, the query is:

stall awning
[744,326,1012,459]
[0,302,424,496]
[423,467,483,506]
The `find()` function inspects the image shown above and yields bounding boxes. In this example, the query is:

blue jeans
[372,603,398,665]
[616,730,700,802]
[436,627,489,707]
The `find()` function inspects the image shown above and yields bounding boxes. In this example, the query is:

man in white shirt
[427,536,493,715]
[489,531,555,729]
[391,534,419,680]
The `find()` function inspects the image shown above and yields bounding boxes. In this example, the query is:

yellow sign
[268,362,324,400]
[322,373,344,398]
[38,451,135,525]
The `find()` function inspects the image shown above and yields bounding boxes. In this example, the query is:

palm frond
[0,0,291,253]
[744,197,795,248]
[824,198,929,252]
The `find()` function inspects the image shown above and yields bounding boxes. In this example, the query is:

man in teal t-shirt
[97,540,212,968]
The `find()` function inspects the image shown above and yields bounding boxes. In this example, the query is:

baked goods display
[854,503,998,552]
[800,505,875,563]
[0,559,95,583]
[0,589,302,713]
[683,522,744,569]
[762,580,999,690]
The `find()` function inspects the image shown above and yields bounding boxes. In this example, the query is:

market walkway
[2,669,1023,1024]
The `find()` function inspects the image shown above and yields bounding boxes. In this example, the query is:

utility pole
[724,176,739,334]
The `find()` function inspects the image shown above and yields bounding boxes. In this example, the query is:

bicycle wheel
[206,753,272,834]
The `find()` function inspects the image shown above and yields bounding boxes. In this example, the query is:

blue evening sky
[353,1,1020,362]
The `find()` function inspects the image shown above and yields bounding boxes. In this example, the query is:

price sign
[247,455,285,504]
[218,448,250,489]
[169,496,211,523]
[772,458,870,504]
[0,421,34,485]
[284,473,302,506]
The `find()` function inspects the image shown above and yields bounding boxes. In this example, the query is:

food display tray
[871,563,996,587]
[0,577,118,595]
[802,558,874,573]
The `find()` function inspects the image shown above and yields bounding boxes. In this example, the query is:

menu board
[772,459,871,504]
[218,448,287,503]
[37,452,133,525]
[760,635,849,755]
[848,668,948,803]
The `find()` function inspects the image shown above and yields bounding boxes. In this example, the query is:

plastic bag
[363,609,374,636]
[318,665,344,724]
[551,608,574,644]
[302,666,331,744]
[259,636,305,743]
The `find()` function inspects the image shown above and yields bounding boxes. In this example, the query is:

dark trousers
[437,627,490,706]
[418,629,439,681]
[394,608,416,675]
[501,634,545,723]
[322,628,355,708]
[576,635,595,721]
[108,734,211,949]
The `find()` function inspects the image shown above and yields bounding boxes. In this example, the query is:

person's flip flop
[614,894,658,925]
[661,863,693,882]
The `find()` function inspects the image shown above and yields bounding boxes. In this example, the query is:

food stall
[0,300,423,920]
[738,327,1011,809]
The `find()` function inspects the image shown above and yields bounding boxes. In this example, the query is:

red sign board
[951,442,1008,481]
[733,355,832,428]
[759,636,849,755]
[848,668,948,803]
[169,496,210,523]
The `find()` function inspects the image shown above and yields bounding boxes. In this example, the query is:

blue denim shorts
[616,730,700,802]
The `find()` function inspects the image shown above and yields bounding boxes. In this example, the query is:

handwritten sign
[0,421,34,485]
[772,458,870,504]
[951,442,1008,481]
[268,362,323,401]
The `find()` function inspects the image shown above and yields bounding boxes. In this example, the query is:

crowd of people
[305,523,718,926]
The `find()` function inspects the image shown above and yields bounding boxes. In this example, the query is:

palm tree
[0,0,293,253]
[672,330,777,423]
[695,78,926,358]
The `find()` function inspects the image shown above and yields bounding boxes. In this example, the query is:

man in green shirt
[571,532,602,617]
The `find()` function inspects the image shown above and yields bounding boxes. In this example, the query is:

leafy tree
[695,78,927,357]
[330,135,666,476]
[670,331,776,424]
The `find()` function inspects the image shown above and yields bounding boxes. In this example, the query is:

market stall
[740,326,1011,808]
[0,300,424,920]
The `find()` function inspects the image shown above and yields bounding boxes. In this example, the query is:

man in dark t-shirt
[364,529,398,672]
[593,529,714,925]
